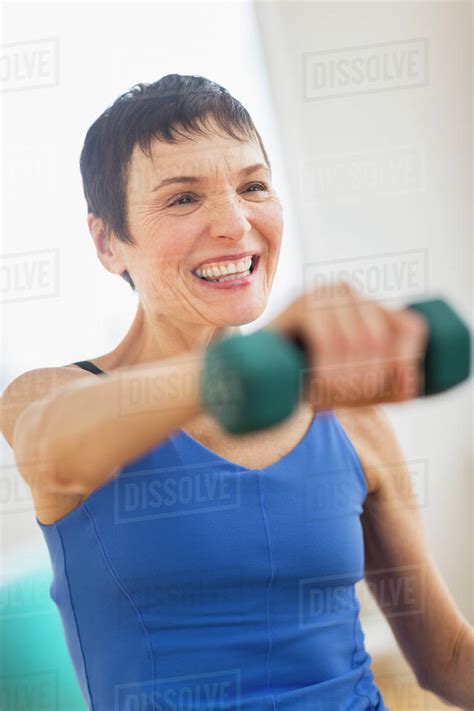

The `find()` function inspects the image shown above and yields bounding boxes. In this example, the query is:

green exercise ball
[0,569,86,710]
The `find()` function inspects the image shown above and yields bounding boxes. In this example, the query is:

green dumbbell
[407,299,471,395]
[200,298,472,435]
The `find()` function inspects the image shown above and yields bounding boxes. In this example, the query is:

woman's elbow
[12,399,71,494]
[416,625,474,709]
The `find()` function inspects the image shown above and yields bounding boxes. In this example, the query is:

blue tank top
[36,361,389,710]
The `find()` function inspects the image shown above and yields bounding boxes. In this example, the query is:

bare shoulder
[2,364,92,448]
[333,405,405,497]
[2,364,100,526]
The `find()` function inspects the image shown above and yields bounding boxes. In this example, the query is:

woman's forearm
[432,623,474,709]
[13,350,206,494]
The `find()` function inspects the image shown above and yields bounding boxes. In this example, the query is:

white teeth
[195,255,253,279]
[207,269,251,282]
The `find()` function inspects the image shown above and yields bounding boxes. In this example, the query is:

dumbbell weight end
[200,329,308,435]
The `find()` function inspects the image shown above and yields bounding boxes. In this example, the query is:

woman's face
[118,121,283,328]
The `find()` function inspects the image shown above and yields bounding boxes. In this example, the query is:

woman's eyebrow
[150,163,269,193]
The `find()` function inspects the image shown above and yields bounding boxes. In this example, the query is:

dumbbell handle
[200,298,472,434]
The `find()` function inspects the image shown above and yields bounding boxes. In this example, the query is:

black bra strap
[73,360,106,376]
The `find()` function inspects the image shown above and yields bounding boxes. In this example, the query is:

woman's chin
[220,302,266,327]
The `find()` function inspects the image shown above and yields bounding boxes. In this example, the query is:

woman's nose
[205,193,252,241]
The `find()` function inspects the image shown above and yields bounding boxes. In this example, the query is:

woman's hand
[265,281,429,411]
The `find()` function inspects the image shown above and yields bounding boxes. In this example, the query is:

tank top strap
[73,360,106,376]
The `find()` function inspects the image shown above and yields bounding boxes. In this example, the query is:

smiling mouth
[193,254,259,282]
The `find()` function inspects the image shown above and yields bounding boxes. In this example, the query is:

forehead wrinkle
[130,137,267,200]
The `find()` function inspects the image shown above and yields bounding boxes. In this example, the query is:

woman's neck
[98,300,242,369]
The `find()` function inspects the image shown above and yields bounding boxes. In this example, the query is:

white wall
[1,1,304,573]
[254,0,473,649]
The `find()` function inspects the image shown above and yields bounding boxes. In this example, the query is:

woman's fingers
[267,281,429,409]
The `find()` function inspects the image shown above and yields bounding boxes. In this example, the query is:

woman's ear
[87,213,127,277]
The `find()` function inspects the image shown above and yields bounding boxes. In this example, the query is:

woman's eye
[245,181,268,193]
[167,182,269,208]
[168,193,196,207]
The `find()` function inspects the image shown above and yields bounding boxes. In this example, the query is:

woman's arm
[336,406,474,708]
[3,350,205,496]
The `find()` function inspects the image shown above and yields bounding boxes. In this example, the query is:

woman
[3,74,473,710]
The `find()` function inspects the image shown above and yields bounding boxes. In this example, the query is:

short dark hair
[79,74,271,291]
